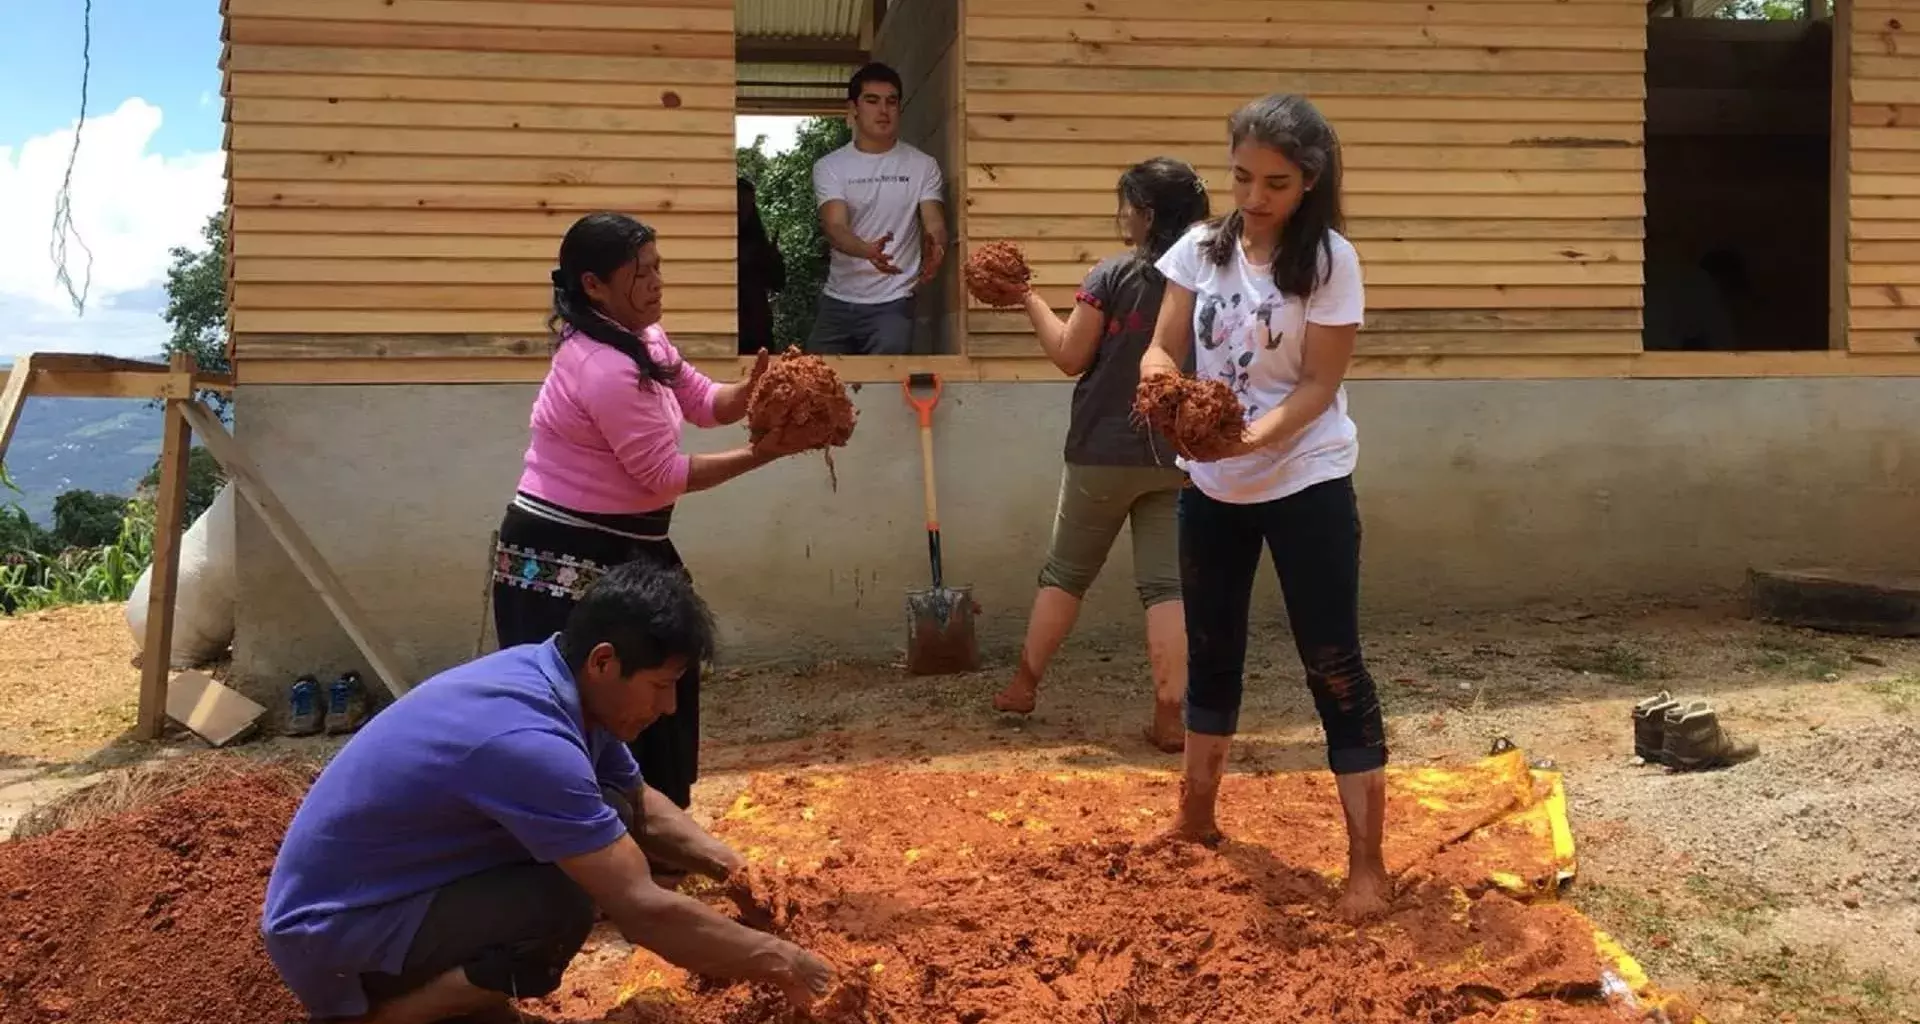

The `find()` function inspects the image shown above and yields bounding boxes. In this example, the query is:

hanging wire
[50,0,96,316]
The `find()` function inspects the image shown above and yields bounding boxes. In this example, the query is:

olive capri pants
[1037,463,1187,607]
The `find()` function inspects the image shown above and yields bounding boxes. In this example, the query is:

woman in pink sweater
[491,212,808,811]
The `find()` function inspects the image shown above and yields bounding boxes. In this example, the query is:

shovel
[902,372,980,675]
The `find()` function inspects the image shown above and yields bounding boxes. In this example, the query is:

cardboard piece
[165,669,266,747]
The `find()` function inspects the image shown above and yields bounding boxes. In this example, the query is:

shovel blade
[905,585,979,676]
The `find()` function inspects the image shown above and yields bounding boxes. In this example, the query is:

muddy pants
[1036,462,1185,607]
[354,787,638,1016]
[1178,475,1388,775]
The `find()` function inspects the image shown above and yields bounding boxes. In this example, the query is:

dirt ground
[4,596,1919,1022]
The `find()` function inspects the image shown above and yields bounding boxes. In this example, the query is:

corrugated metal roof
[736,0,865,40]
[737,61,857,100]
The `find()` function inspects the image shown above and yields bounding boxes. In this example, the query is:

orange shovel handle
[903,373,942,428]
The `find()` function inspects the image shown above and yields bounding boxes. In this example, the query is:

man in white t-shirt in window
[807,62,948,356]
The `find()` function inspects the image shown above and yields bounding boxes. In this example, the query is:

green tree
[1715,0,1805,18]
[160,212,232,419]
[51,490,131,550]
[139,446,226,525]
[0,465,48,557]
[736,117,852,350]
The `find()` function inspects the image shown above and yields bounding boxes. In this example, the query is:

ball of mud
[747,351,858,452]
[963,240,1032,308]
[1132,375,1246,462]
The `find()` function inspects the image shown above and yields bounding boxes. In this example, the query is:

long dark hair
[549,211,680,387]
[1119,157,1212,266]
[1198,94,1345,300]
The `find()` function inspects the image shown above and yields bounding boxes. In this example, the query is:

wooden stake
[138,353,196,741]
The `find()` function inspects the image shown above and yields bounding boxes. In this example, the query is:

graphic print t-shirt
[1154,223,1366,505]
[811,140,945,306]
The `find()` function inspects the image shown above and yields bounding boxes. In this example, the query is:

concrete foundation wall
[231,378,1920,705]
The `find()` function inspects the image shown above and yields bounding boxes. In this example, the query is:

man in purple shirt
[261,558,831,1023]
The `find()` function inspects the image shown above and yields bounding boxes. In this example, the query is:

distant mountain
[3,396,163,525]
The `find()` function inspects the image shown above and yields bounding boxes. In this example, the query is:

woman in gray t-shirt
[989,157,1211,753]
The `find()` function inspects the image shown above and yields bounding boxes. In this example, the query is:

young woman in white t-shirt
[1139,93,1390,920]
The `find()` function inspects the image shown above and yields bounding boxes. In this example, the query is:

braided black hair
[549,212,681,387]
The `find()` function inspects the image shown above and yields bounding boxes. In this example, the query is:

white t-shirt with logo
[1154,222,1366,505]
[811,140,945,306]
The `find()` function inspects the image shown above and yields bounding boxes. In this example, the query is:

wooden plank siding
[220,0,741,361]
[1848,0,1920,355]
[873,0,965,354]
[959,0,1650,360]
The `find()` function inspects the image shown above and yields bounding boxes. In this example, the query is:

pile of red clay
[746,351,857,453]
[555,767,1651,1024]
[0,769,309,1024]
[963,240,1031,307]
[0,760,1651,1024]
[1133,373,1247,461]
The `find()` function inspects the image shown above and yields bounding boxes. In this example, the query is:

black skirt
[490,493,701,809]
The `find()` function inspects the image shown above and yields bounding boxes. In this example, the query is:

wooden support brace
[177,401,414,701]
[137,353,196,740]
[0,357,34,469]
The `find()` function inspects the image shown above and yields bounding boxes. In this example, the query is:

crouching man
[260,559,832,1023]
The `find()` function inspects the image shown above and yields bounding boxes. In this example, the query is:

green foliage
[52,490,131,550]
[0,445,225,614]
[0,496,153,614]
[139,446,226,525]
[1715,0,1806,18]
[161,212,232,418]
[736,117,853,350]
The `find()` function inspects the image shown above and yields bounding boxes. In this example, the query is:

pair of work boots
[286,671,372,737]
[1631,691,1759,771]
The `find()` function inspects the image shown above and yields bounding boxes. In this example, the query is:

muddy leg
[994,586,1080,714]
[1334,768,1390,920]
[1173,732,1232,841]
[1259,477,1392,921]
[360,969,512,1024]
[1172,486,1258,838]
[1143,599,1186,753]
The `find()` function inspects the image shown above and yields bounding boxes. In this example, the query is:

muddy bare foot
[1144,703,1184,753]
[1143,723,1184,754]
[991,678,1037,714]
[1334,864,1393,923]
[1162,802,1224,846]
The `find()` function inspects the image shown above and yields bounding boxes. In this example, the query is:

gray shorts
[807,294,914,355]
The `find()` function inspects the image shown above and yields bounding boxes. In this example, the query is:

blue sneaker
[287,676,322,736]
[324,671,371,736]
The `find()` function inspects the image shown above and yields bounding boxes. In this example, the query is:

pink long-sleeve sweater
[515,325,721,514]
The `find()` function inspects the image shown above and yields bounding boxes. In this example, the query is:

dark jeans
[806,294,914,355]
[355,787,638,1017]
[1178,475,1389,776]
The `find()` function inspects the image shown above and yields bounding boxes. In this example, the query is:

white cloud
[0,98,224,360]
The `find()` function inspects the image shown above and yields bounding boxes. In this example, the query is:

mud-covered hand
[743,347,772,391]
[723,863,793,931]
[771,943,835,1012]
[918,233,946,285]
[865,233,902,276]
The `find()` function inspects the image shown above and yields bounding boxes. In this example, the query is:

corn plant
[0,497,155,613]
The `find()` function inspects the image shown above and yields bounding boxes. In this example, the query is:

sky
[0,0,804,362]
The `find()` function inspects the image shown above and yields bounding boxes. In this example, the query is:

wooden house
[216,0,1920,696]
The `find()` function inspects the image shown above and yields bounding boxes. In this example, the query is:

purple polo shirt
[260,637,640,1018]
